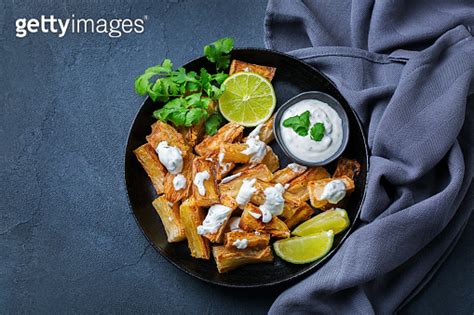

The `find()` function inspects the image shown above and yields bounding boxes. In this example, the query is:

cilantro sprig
[282,111,326,142]
[204,37,234,71]
[134,38,234,133]
[310,122,325,141]
[204,112,226,135]
[282,111,311,136]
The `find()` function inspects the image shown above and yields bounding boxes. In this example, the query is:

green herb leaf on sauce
[282,111,311,136]
[310,122,325,141]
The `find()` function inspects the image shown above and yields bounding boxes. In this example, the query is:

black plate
[124,48,369,288]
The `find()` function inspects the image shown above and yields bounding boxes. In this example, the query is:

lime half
[274,231,334,264]
[293,208,350,236]
[219,72,276,127]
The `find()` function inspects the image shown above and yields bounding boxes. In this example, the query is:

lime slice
[273,231,334,264]
[219,72,276,127]
[293,208,350,236]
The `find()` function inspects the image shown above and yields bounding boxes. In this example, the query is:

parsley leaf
[204,37,234,70]
[282,111,311,136]
[213,72,228,85]
[152,96,210,127]
[185,108,208,127]
[135,38,235,129]
[310,122,326,141]
[204,112,226,135]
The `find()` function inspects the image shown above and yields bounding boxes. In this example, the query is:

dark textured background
[0,0,472,313]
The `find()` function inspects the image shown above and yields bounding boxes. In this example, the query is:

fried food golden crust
[133,143,167,195]
[179,198,210,259]
[195,122,244,157]
[146,121,189,155]
[203,208,234,244]
[163,152,194,203]
[224,231,270,249]
[177,100,217,147]
[219,143,253,164]
[260,148,279,172]
[219,165,274,209]
[192,158,220,207]
[212,245,273,273]
[227,146,278,172]
[229,59,277,81]
[152,196,186,243]
[243,115,275,144]
[272,164,307,185]
[283,202,314,229]
[308,175,355,210]
[286,167,331,201]
[239,203,290,239]
[333,157,361,180]
[245,180,302,219]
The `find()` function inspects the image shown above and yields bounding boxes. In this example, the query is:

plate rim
[123,47,370,288]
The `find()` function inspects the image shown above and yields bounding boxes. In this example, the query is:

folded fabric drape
[265,0,474,313]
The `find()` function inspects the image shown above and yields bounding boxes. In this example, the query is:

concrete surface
[0,0,472,313]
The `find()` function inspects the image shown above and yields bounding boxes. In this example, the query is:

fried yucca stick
[219,164,273,192]
[229,59,276,81]
[133,143,167,195]
[203,206,234,244]
[333,157,361,180]
[286,167,331,201]
[177,125,203,148]
[213,245,274,273]
[219,165,274,209]
[257,116,275,143]
[219,143,257,164]
[179,198,210,259]
[280,195,304,221]
[246,180,302,218]
[146,121,189,155]
[224,231,270,250]
[231,147,279,173]
[272,163,308,185]
[242,116,275,144]
[204,155,235,181]
[192,158,220,207]
[260,148,279,172]
[177,101,217,147]
[219,143,278,169]
[195,122,244,157]
[216,161,235,180]
[163,152,195,203]
[284,202,314,229]
[152,196,186,243]
[239,203,290,238]
[308,176,355,210]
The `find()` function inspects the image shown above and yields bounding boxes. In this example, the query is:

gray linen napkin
[265,0,474,313]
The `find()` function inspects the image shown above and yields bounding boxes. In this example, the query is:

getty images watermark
[15,15,147,38]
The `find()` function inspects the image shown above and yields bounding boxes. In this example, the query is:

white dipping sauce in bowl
[280,99,343,164]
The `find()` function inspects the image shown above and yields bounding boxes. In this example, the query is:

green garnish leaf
[204,37,234,70]
[282,111,311,136]
[310,122,326,141]
[204,112,226,135]
[135,38,234,128]
[213,72,228,85]
[185,108,208,127]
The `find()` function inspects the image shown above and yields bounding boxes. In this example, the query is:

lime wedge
[273,231,334,264]
[218,72,276,127]
[293,208,350,236]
